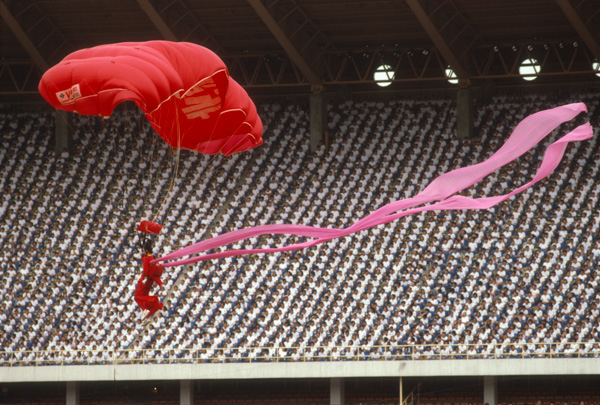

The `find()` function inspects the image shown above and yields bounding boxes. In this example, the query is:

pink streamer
[154,103,592,267]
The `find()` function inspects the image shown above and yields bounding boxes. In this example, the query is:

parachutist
[135,238,165,324]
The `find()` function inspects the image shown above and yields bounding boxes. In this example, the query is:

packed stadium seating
[0,92,599,366]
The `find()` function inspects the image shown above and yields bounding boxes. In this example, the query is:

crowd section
[0,93,599,365]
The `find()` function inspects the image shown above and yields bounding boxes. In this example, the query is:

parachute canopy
[38,41,263,156]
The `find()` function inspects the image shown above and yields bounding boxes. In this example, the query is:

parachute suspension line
[151,128,170,222]
[54,108,79,142]
[153,100,182,222]
[107,114,120,159]
[55,109,100,161]
[55,109,94,163]
[125,105,145,215]
[112,110,128,211]
[149,129,172,222]
[164,145,181,215]
[142,115,159,222]
[153,146,180,225]
[82,116,104,159]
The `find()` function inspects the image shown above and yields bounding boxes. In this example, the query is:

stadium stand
[0,92,599,368]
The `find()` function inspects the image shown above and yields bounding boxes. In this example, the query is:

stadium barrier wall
[1,347,599,382]
[1,358,599,383]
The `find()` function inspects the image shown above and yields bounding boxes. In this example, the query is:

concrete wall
[2,358,599,383]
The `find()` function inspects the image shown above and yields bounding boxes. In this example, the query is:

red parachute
[38,41,263,156]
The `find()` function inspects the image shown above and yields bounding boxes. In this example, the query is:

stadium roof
[1,0,599,100]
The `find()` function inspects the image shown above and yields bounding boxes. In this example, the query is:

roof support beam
[404,0,469,80]
[246,0,320,85]
[0,0,49,71]
[136,0,178,41]
[555,0,600,62]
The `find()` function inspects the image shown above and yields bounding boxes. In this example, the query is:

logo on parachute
[181,79,221,120]
[56,84,81,104]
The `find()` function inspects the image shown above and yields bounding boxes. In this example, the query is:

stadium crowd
[0,93,599,365]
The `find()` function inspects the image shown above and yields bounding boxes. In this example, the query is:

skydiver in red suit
[135,239,165,324]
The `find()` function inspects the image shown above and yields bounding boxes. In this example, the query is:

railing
[1,342,599,367]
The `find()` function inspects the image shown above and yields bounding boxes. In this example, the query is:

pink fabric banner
[154,103,592,267]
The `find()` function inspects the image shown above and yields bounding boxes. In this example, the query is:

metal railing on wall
[1,341,599,367]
